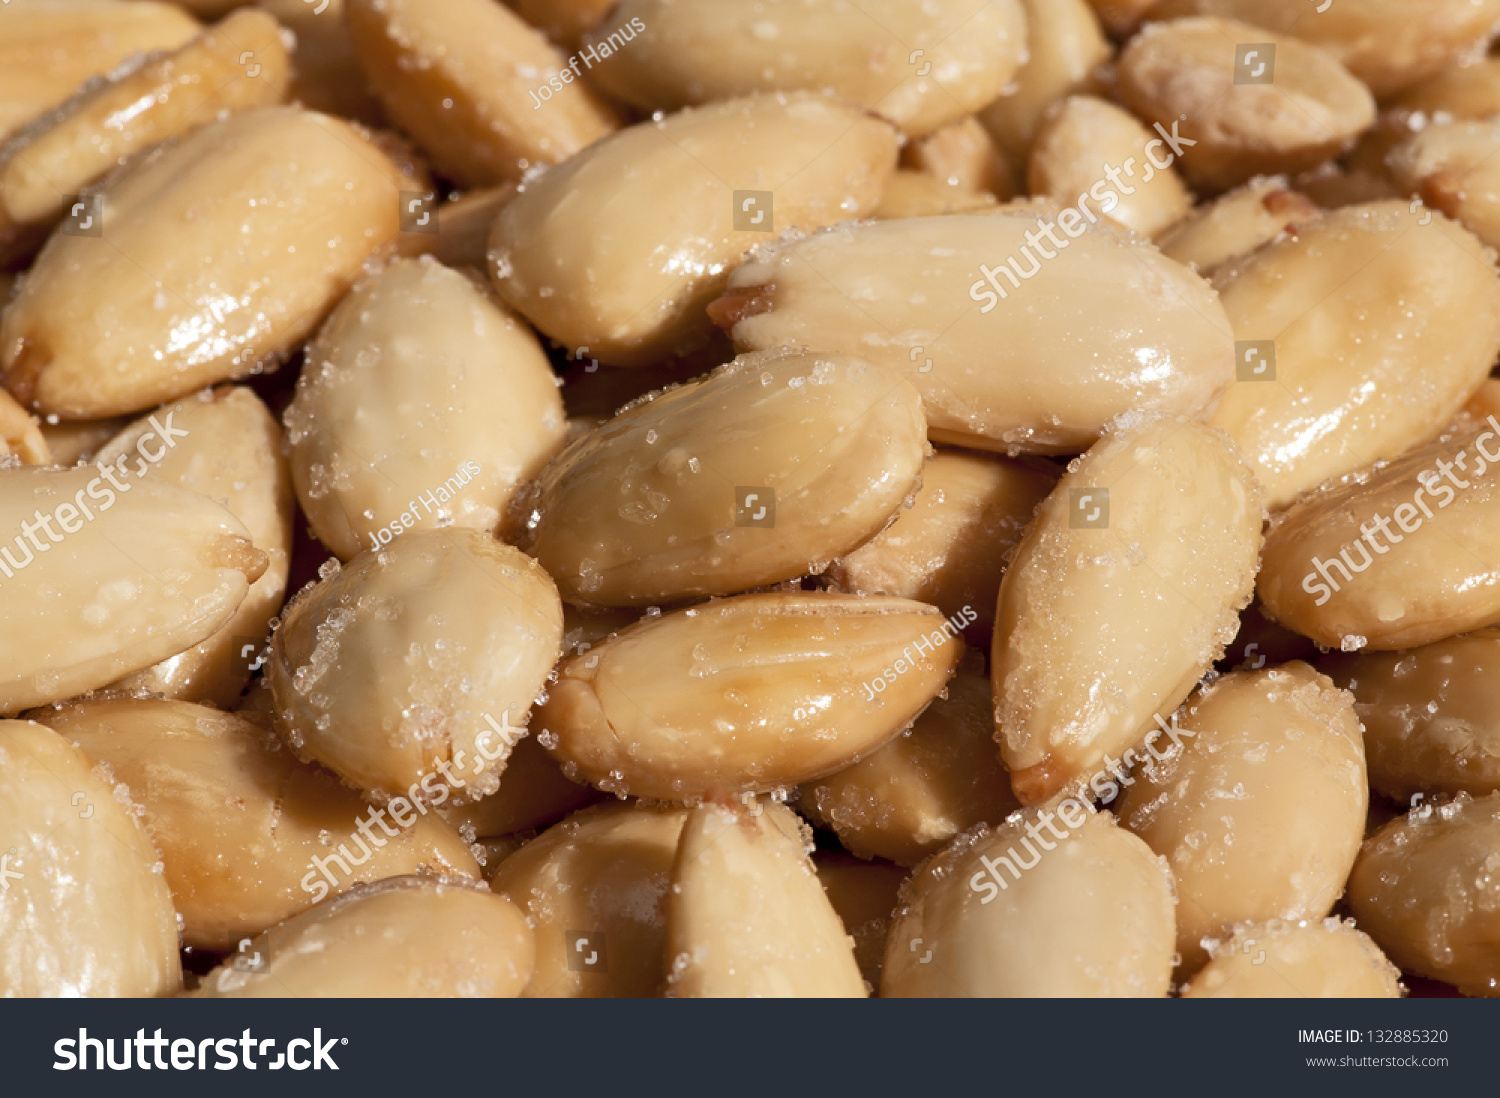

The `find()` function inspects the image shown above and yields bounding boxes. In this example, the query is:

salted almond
[0,718,181,997]
[257,0,384,125]
[1156,176,1316,274]
[505,0,615,50]
[1209,201,1500,509]
[722,209,1235,455]
[537,591,963,801]
[798,674,1020,866]
[1392,58,1500,120]
[815,852,907,991]
[35,417,126,468]
[97,388,292,707]
[1116,664,1368,972]
[1388,121,1500,251]
[438,733,601,839]
[882,807,1175,997]
[1182,918,1403,999]
[0,106,417,419]
[1117,17,1375,193]
[0,0,200,141]
[286,257,566,561]
[521,350,925,607]
[667,802,865,998]
[902,117,1014,200]
[1085,0,1158,36]
[993,417,1264,805]
[1028,96,1193,238]
[194,875,533,997]
[0,465,265,714]
[873,172,999,220]
[0,9,291,263]
[1349,793,1500,997]
[1295,165,1401,210]
[38,697,478,949]
[1258,423,1500,651]
[826,450,1056,639]
[488,93,898,367]
[345,0,619,187]
[494,802,688,998]
[582,0,1026,138]
[0,388,48,465]
[395,184,517,271]
[269,528,560,802]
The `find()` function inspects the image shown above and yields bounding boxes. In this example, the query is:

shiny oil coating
[0,719,181,997]
[536,591,963,801]
[881,808,1175,997]
[1258,424,1500,651]
[1116,664,1368,972]
[522,350,926,607]
[723,209,1236,454]
[268,528,563,801]
[993,417,1264,804]
[1182,918,1403,999]
[193,876,534,997]
[40,698,478,950]
[487,93,898,367]
[286,257,566,561]
[1,106,417,419]
[582,0,1027,138]
[1209,201,1500,510]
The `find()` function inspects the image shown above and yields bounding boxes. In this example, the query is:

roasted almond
[1155,176,1316,275]
[1388,120,1500,251]
[1182,918,1403,999]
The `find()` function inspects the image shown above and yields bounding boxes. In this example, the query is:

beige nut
[1028,96,1193,238]
[1294,165,1401,211]
[1155,176,1317,274]
[0,9,292,263]
[1085,0,1158,36]
[1116,663,1368,972]
[902,117,1014,201]
[1209,201,1500,509]
[667,801,866,998]
[488,93,898,367]
[0,465,266,714]
[257,0,385,125]
[394,184,518,271]
[1,106,417,420]
[504,0,615,51]
[873,173,999,220]
[494,802,689,998]
[1392,58,1500,120]
[1258,423,1500,651]
[521,350,926,608]
[438,732,601,839]
[286,257,566,562]
[0,718,181,997]
[1388,120,1500,252]
[268,527,563,802]
[1182,918,1403,999]
[881,807,1175,997]
[0,0,200,142]
[798,674,1021,866]
[36,417,127,468]
[0,388,49,466]
[1349,793,1500,997]
[194,875,534,997]
[814,852,907,991]
[826,450,1057,639]
[536,591,963,801]
[38,697,479,950]
[1149,0,1500,98]
[718,209,1235,455]
[980,0,1110,177]
[345,0,619,188]
[1117,17,1375,193]
[582,0,1027,138]
[98,387,292,707]
[993,417,1264,805]
[1322,629,1500,801]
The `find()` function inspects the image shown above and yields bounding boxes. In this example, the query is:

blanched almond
[1182,918,1402,999]
[494,802,688,998]
[815,852,906,991]
[721,209,1235,454]
[881,807,1175,997]
[1155,176,1316,274]
[1391,58,1500,120]
[395,184,517,271]
[0,388,48,465]
[521,350,925,607]
[1116,663,1368,972]
[1258,423,1500,651]
[0,9,291,263]
[902,117,1014,200]
[99,387,292,707]
[38,697,478,949]
[505,0,615,50]
[268,528,563,803]
[667,801,865,998]
[0,718,180,997]
[582,0,1027,138]
[488,93,898,367]
[1,106,417,419]
[536,591,963,801]
[194,875,533,997]
[1209,201,1500,509]
[438,732,601,839]
[286,257,565,561]
[35,416,126,468]
[257,0,384,125]
[1388,120,1500,251]
[993,417,1264,805]
[0,465,265,714]
[873,172,998,220]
